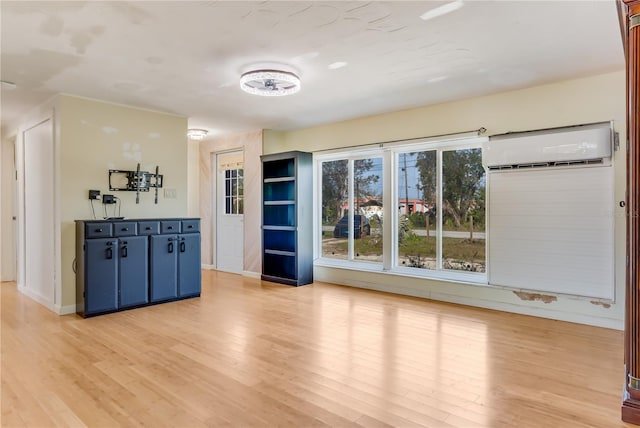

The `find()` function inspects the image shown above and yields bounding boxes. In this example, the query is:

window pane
[397,151,437,270]
[354,157,382,262]
[442,148,486,272]
[321,160,348,260]
[238,198,244,215]
[225,196,231,214]
[231,178,237,196]
[238,170,244,197]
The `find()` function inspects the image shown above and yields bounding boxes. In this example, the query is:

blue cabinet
[84,238,118,314]
[76,218,200,317]
[150,234,178,302]
[119,236,149,308]
[149,223,201,301]
[82,235,148,315]
[178,233,201,297]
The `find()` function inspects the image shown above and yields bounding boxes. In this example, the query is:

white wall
[264,71,627,329]
[187,139,200,217]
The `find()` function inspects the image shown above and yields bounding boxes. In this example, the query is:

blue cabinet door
[119,236,149,308]
[85,238,118,314]
[178,233,201,297]
[150,234,178,302]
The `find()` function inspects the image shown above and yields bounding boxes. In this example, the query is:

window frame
[314,135,488,284]
[223,167,244,216]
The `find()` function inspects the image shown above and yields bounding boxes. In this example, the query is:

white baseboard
[315,272,624,331]
[17,285,55,312]
[242,271,261,279]
[200,265,260,279]
[55,304,76,315]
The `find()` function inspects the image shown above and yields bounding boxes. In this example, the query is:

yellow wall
[264,70,627,329]
[58,95,188,308]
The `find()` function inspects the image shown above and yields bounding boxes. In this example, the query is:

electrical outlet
[102,194,115,204]
[164,188,177,199]
[88,190,100,200]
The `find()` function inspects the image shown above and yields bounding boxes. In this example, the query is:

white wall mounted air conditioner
[483,122,612,170]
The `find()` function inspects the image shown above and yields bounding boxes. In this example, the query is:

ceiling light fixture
[187,128,208,140]
[420,0,464,21]
[240,69,301,97]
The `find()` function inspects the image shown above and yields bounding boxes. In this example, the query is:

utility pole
[403,153,409,216]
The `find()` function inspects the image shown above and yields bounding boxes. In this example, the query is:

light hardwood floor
[1,271,634,427]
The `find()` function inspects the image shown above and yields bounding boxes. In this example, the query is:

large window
[397,151,437,269]
[316,137,486,281]
[441,148,485,272]
[320,156,383,264]
[397,148,485,273]
[321,160,348,260]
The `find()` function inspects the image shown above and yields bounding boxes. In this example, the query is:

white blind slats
[488,163,614,300]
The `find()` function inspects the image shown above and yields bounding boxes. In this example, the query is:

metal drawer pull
[167,226,173,230]
[121,246,128,258]
[187,225,193,229]
[122,227,128,231]
[168,242,174,253]
[96,228,103,233]
[145,227,151,230]
[106,247,113,259]
[180,241,186,253]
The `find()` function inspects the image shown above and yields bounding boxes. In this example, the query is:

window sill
[314,258,488,286]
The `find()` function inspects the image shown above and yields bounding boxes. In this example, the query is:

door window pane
[397,151,437,269]
[442,148,485,272]
[224,168,244,215]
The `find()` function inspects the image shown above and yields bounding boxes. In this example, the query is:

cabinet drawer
[114,222,137,237]
[181,220,200,233]
[138,221,160,235]
[161,221,181,234]
[85,223,112,238]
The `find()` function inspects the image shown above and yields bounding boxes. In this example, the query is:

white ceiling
[1,1,624,139]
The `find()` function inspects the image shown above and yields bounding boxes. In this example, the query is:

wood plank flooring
[1,270,633,427]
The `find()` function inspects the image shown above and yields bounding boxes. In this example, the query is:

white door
[23,119,55,305]
[216,151,244,273]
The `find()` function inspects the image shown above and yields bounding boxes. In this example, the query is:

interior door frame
[16,111,61,311]
[212,149,244,272]
[0,134,18,282]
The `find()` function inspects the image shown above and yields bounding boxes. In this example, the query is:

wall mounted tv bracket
[108,163,163,204]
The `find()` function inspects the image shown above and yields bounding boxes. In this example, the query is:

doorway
[215,151,244,274]
[0,136,18,282]
[21,118,55,306]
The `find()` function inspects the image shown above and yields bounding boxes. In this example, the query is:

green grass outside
[322,231,485,263]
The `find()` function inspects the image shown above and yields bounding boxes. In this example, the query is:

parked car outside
[333,214,371,239]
